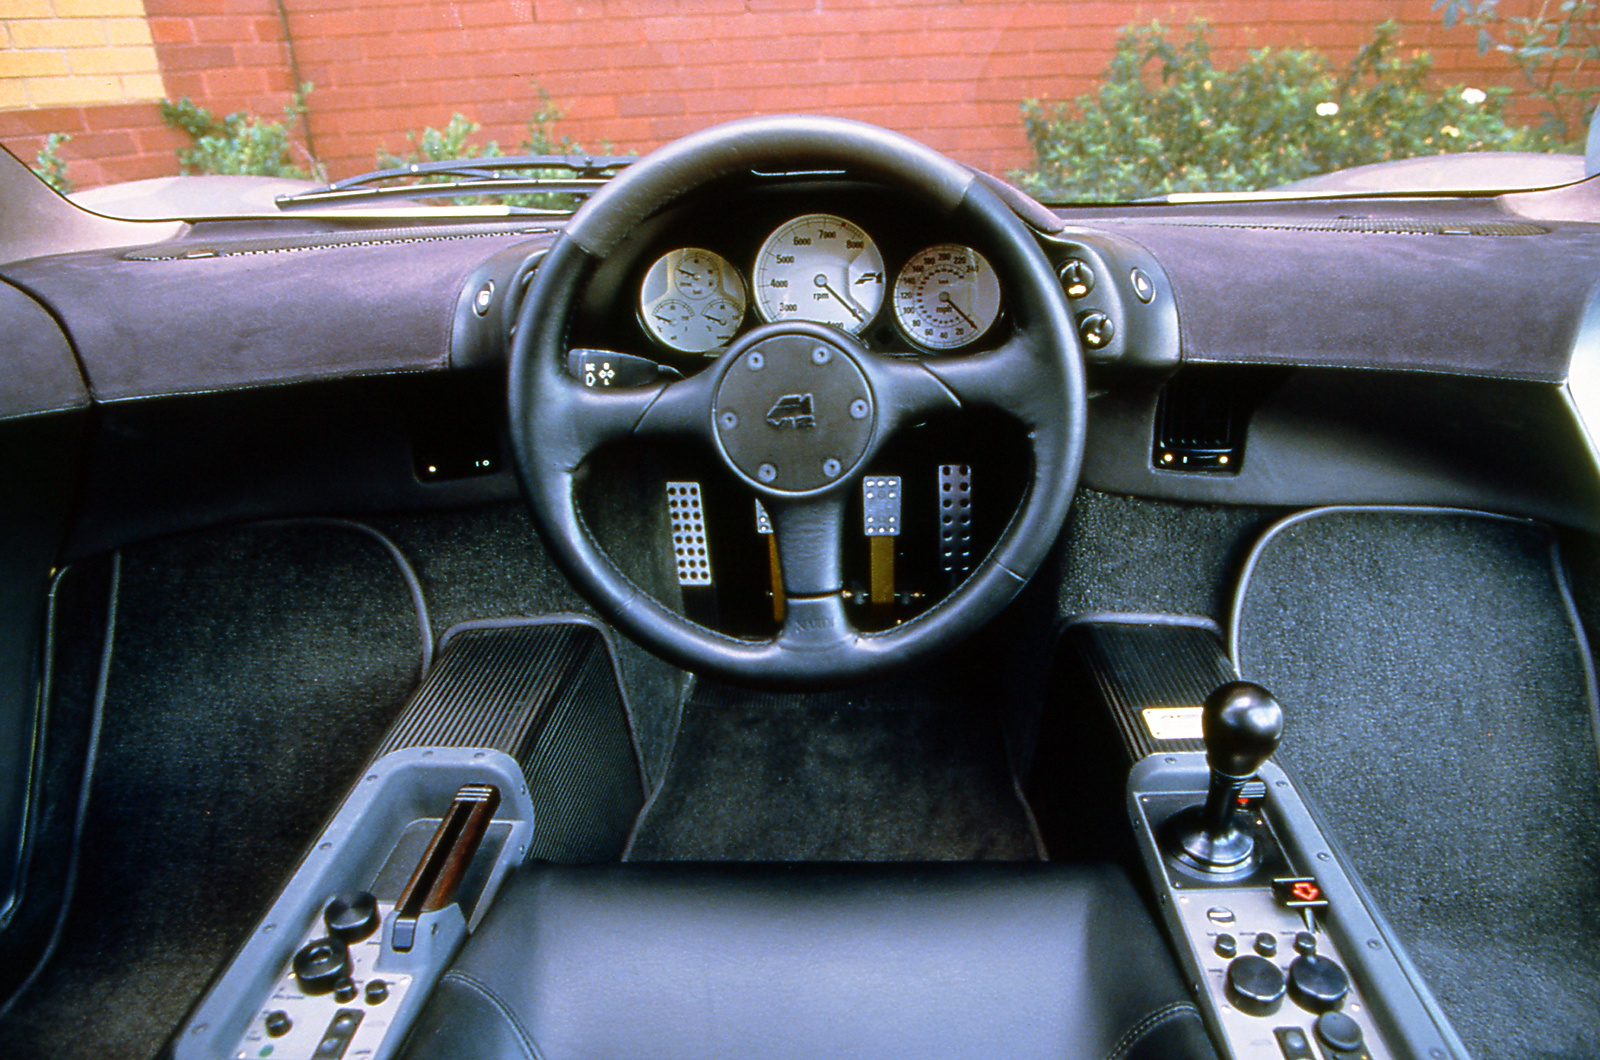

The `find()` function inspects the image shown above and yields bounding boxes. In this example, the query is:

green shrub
[1016,21,1541,202]
[1436,0,1599,146]
[161,86,315,179]
[380,87,615,210]
[31,132,72,194]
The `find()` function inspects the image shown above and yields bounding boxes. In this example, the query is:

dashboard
[4,166,1600,562]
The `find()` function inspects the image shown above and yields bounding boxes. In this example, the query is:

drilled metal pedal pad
[937,465,972,575]
[666,482,711,586]
[863,475,902,536]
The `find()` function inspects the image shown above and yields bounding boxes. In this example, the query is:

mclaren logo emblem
[766,393,817,430]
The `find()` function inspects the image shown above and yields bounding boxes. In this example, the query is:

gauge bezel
[891,243,1003,352]
[637,246,749,355]
[751,213,885,335]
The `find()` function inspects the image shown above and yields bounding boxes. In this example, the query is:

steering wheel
[509,116,1085,686]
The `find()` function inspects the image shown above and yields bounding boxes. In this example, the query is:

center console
[172,618,644,1060]
[1063,615,1471,1060]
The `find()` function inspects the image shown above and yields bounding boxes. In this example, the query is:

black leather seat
[399,861,1217,1060]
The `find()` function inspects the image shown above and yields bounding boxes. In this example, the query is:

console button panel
[1170,887,1382,1058]
[232,899,413,1060]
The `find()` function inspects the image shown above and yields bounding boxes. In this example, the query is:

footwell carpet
[625,673,1042,861]
[0,524,424,1060]
[1233,509,1600,1060]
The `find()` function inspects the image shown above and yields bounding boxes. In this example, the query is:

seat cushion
[399,861,1215,1060]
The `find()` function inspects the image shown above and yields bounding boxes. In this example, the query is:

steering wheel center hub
[712,330,875,493]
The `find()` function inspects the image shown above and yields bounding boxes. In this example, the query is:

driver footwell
[625,674,1045,861]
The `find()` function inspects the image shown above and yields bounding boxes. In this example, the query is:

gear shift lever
[1165,681,1284,876]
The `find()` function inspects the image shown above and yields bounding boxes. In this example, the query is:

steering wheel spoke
[540,355,717,469]
[633,364,718,438]
[543,373,668,469]
[767,491,848,597]
[921,334,1057,426]
[859,353,961,435]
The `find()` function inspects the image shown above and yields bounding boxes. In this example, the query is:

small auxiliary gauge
[753,214,885,333]
[893,245,1001,350]
[639,247,748,354]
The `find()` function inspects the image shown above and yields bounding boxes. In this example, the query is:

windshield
[1,2,1595,217]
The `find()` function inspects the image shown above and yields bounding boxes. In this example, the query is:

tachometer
[892,245,1001,350]
[639,247,748,354]
[753,214,885,333]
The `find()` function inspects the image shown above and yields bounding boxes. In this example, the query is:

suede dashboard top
[1094,212,1600,382]
[3,196,1598,405]
[1,224,551,403]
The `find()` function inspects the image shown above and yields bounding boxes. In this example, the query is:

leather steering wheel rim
[509,115,1086,686]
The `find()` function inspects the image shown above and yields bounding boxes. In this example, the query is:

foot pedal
[756,500,784,623]
[937,465,973,585]
[863,475,900,612]
[667,481,718,626]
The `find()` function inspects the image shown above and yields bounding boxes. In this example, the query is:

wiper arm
[275,154,635,210]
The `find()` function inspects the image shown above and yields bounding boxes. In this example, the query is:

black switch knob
[264,1011,292,1037]
[1214,934,1237,958]
[292,936,351,996]
[1059,259,1094,298]
[1290,954,1351,1012]
[1294,931,1318,956]
[365,979,389,1005]
[333,978,357,1003]
[1315,1011,1365,1052]
[324,891,380,943]
[1254,932,1278,957]
[1077,310,1115,350]
[1225,955,1286,1017]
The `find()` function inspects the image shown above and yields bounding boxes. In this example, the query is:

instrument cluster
[636,211,1003,357]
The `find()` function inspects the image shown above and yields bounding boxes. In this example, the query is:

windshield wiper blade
[275,154,635,210]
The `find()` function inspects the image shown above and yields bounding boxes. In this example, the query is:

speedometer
[753,214,885,333]
[892,245,1001,350]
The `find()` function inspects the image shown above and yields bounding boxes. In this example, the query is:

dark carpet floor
[0,523,424,1060]
[1233,509,1600,1060]
[625,674,1042,861]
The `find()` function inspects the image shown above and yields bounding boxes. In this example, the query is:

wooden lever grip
[390,783,501,952]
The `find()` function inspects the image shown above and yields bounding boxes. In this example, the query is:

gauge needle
[815,274,864,321]
[939,291,978,329]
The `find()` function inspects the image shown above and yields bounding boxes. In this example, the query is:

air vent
[123,224,555,261]
[1131,218,1548,237]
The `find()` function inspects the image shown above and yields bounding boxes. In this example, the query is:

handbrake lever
[390,783,501,952]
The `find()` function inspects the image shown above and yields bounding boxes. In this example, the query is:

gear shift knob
[1165,681,1284,877]
[1204,681,1284,778]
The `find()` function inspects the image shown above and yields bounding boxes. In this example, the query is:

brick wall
[1,0,1589,191]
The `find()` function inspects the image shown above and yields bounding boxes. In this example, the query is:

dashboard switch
[1315,1011,1365,1053]
[324,891,380,943]
[1289,953,1350,1012]
[1273,1026,1316,1059]
[1059,259,1094,298]
[1076,310,1115,350]
[1131,267,1155,303]
[1226,955,1286,1017]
